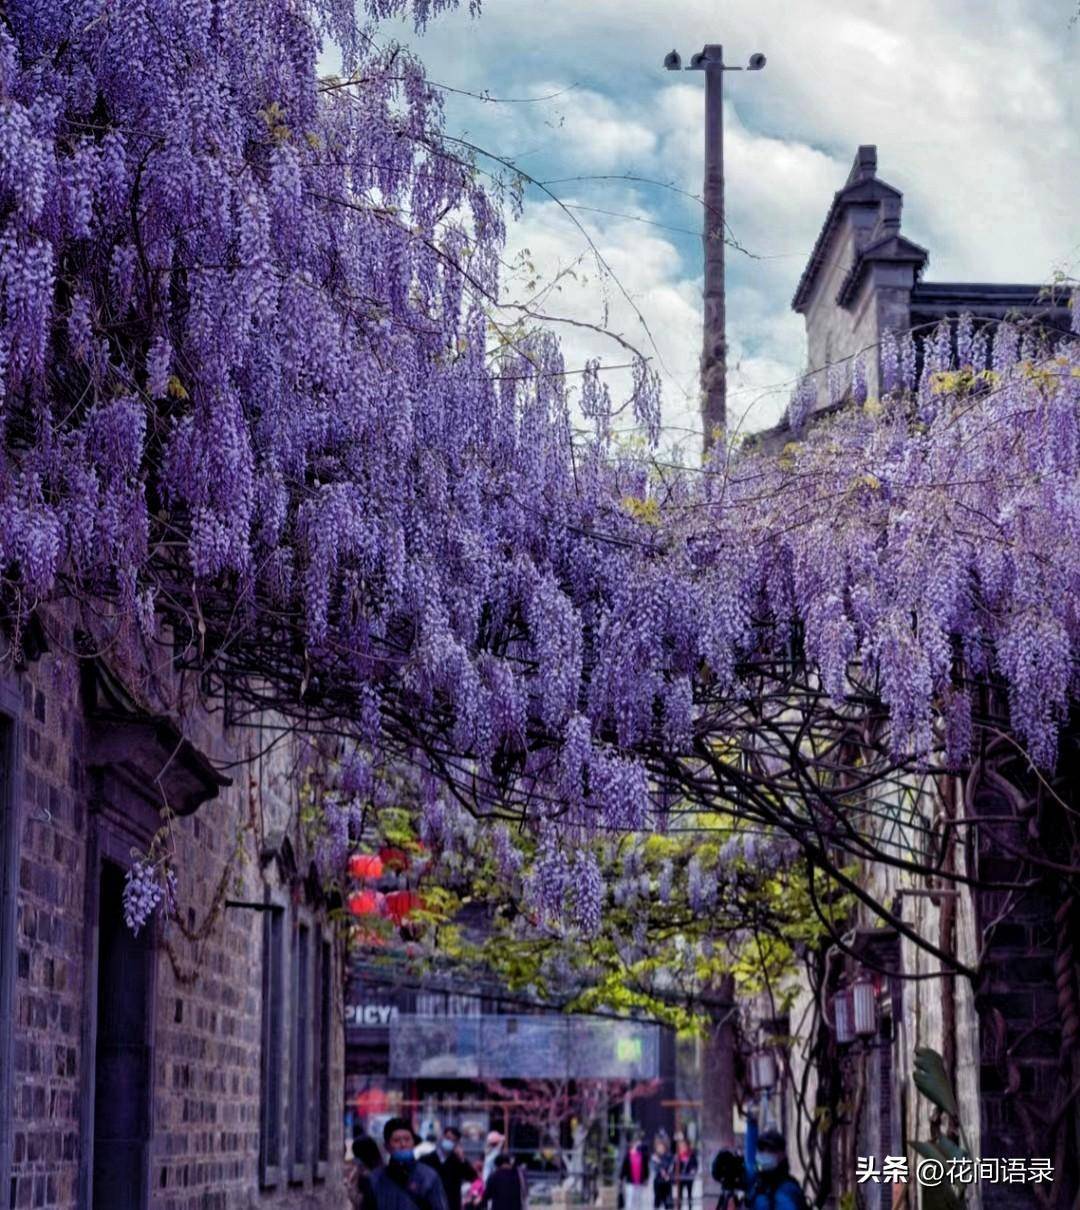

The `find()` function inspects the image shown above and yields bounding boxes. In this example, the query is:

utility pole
[664,45,766,454]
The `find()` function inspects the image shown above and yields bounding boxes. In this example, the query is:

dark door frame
[78,805,159,1210]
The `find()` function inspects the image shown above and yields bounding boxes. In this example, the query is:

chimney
[846,145,877,186]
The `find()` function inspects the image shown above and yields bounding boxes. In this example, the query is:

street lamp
[832,986,856,1046]
[852,972,878,1040]
[748,1049,778,1093]
[663,44,766,453]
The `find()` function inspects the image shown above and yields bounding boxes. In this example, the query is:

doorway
[91,860,152,1209]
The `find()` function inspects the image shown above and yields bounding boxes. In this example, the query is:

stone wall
[2,638,345,1210]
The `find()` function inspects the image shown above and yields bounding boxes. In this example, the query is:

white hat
[486,1131,504,1148]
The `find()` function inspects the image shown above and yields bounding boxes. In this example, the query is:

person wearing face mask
[422,1126,477,1210]
[371,1118,450,1210]
[741,1106,807,1210]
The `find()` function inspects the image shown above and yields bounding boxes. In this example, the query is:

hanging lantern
[355,1087,389,1117]
[748,1049,778,1092]
[379,846,410,872]
[347,889,383,917]
[833,987,855,1045]
[348,852,384,881]
[853,973,877,1038]
[385,888,422,924]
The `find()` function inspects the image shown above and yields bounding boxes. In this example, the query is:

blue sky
[330,0,1080,447]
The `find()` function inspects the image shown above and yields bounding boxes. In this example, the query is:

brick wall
[9,669,85,1210]
[2,644,346,1210]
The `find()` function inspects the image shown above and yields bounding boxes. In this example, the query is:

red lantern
[385,889,422,924]
[355,1088,389,1117]
[379,846,409,872]
[347,889,382,917]
[348,852,384,881]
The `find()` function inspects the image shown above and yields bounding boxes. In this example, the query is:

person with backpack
[741,1109,807,1210]
[709,1149,744,1210]
[370,1117,451,1210]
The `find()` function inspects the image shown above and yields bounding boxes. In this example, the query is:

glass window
[259,904,285,1187]
[315,933,331,1178]
[290,923,310,1180]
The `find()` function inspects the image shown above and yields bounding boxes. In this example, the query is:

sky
[333,0,1080,448]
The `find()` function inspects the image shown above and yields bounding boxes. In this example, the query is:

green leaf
[934,1136,969,1162]
[913,1047,960,1120]
[920,1182,966,1210]
[912,1141,947,1163]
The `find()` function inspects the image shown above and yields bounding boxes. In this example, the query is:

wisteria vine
[1,0,1080,942]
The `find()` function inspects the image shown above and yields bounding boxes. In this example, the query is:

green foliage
[368,803,856,1033]
[909,1048,970,1210]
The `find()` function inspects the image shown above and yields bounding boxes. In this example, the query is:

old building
[744,147,1079,1210]
[782,144,1072,424]
[0,620,345,1210]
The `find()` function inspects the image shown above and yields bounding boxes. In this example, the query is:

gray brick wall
[3,644,345,1210]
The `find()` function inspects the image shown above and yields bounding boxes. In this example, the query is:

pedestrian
[709,1150,744,1210]
[463,1161,485,1210]
[423,1126,478,1210]
[417,1130,439,1160]
[370,1117,451,1210]
[347,1134,384,1210]
[672,1134,698,1210]
[650,1137,674,1210]
[482,1153,527,1210]
[482,1131,505,1184]
[741,1109,806,1210]
[619,1131,650,1210]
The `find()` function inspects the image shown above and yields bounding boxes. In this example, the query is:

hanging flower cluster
[121,859,178,935]
[2,0,1080,946]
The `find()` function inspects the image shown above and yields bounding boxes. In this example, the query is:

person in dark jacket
[650,1137,674,1210]
[672,1135,698,1210]
[371,1117,451,1210]
[709,1149,744,1210]
[482,1152,527,1210]
[742,1115,806,1210]
[347,1134,385,1210]
[422,1126,477,1210]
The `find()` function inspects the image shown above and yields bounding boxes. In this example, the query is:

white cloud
[358,0,1080,446]
[496,197,705,442]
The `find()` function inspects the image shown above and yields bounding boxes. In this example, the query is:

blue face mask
[392,1149,416,1166]
[440,1139,456,1155]
[756,1152,779,1173]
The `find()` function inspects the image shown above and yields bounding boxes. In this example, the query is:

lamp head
[663,49,682,70]
[747,52,767,70]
